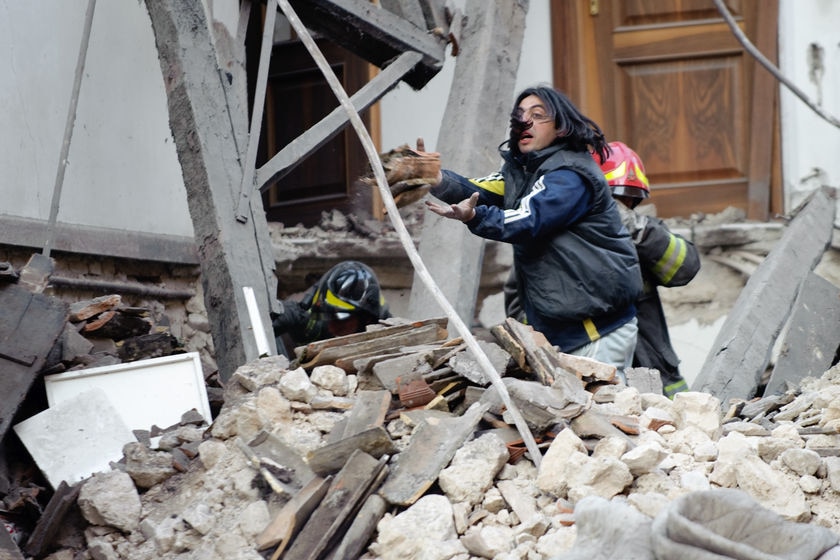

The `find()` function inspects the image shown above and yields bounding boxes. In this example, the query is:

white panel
[244,286,272,357]
[14,388,135,488]
[44,352,212,432]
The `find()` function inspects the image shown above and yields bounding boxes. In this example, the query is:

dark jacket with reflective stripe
[627,211,700,391]
[433,143,643,351]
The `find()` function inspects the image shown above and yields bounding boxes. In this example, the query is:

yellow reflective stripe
[324,289,355,310]
[469,172,505,196]
[603,161,626,182]
[664,379,688,398]
[653,234,687,284]
[583,318,599,341]
[633,162,649,187]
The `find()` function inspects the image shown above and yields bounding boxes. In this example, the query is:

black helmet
[311,261,385,320]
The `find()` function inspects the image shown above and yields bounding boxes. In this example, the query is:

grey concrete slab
[765,272,840,396]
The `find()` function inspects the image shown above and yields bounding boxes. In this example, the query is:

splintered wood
[295,317,448,371]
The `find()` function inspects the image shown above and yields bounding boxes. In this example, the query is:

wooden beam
[692,186,837,405]
[0,216,198,264]
[144,0,279,380]
[378,401,487,506]
[283,450,388,560]
[234,0,276,221]
[285,0,445,89]
[0,284,68,441]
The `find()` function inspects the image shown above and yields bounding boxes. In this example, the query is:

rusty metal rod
[48,275,195,299]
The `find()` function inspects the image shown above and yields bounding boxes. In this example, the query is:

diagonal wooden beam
[287,0,445,88]
[256,50,423,192]
[234,0,276,222]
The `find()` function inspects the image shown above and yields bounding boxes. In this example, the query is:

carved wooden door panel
[552,0,780,220]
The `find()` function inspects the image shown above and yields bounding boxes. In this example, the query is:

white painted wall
[379,0,553,154]
[778,0,840,215]
[0,0,194,237]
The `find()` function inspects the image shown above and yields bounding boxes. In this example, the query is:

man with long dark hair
[424,85,643,375]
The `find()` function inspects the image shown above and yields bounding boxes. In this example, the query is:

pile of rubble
[23,315,840,560]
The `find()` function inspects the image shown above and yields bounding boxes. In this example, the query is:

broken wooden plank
[247,430,317,490]
[23,481,81,558]
[492,319,591,408]
[350,351,407,376]
[764,271,840,396]
[693,186,837,406]
[372,351,434,392]
[283,450,388,560]
[300,323,447,370]
[493,319,555,384]
[323,493,387,560]
[256,475,330,553]
[378,401,488,506]
[338,390,392,440]
[490,322,531,374]
[18,253,54,294]
[306,426,397,476]
[0,284,68,440]
[296,317,447,361]
[69,294,122,322]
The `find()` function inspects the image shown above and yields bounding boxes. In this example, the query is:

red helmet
[598,141,650,201]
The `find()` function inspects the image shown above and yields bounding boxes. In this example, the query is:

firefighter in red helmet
[599,141,701,396]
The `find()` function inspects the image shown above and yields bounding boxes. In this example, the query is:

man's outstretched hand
[426,192,479,222]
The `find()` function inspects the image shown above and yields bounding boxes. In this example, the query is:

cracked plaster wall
[779,0,840,220]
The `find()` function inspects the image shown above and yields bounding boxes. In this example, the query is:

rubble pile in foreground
[42,341,840,560]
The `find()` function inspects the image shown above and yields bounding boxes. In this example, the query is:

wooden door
[552,0,781,220]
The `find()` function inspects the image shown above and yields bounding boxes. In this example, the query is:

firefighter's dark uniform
[620,205,700,396]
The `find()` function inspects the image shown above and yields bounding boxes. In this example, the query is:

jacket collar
[501,141,571,171]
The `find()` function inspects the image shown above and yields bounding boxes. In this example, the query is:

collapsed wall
[32,348,840,560]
